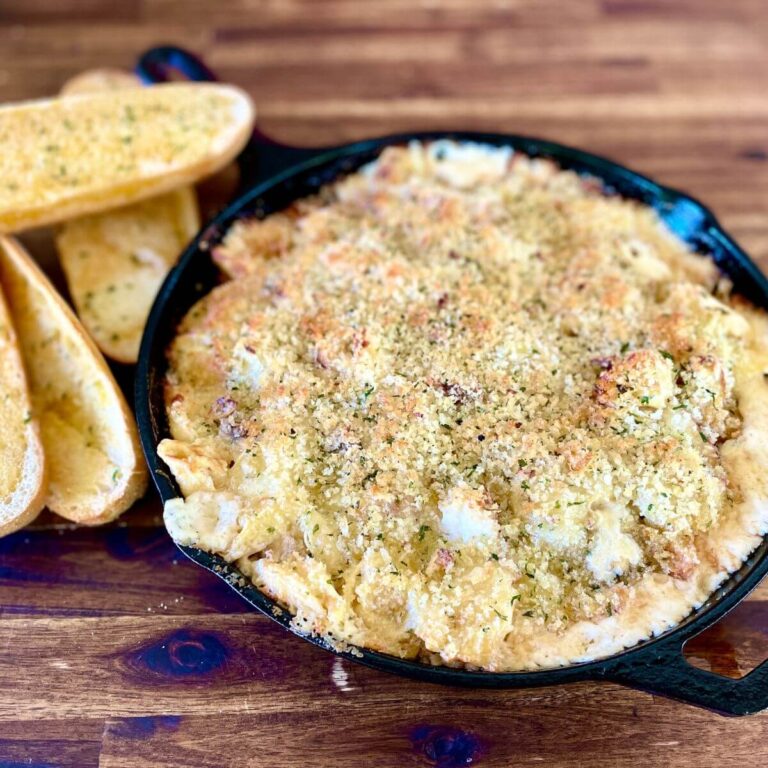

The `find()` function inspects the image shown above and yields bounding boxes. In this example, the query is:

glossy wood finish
[0,1,767,765]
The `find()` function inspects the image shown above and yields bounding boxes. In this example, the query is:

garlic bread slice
[56,184,199,363]
[0,237,147,524]
[0,283,46,536]
[0,82,254,233]
[56,70,200,363]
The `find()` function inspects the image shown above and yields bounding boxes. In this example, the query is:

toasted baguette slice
[56,69,201,363]
[56,187,200,363]
[0,82,254,233]
[0,283,46,536]
[0,237,147,524]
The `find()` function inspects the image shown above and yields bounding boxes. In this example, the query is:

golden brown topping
[162,141,762,671]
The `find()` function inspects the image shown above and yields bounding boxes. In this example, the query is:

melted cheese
[439,485,500,543]
[586,504,643,582]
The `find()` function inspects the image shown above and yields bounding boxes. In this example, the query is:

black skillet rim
[135,129,768,708]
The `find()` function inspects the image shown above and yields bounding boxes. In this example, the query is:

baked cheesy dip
[160,141,768,670]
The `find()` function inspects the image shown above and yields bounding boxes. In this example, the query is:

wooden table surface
[1,1,767,766]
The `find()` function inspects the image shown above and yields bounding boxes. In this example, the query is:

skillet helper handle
[603,638,768,716]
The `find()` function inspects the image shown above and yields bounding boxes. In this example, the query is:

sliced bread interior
[0,281,46,536]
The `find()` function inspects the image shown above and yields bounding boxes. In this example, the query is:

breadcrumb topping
[160,141,761,669]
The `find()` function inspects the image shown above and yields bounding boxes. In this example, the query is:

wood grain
[0,1,767,765]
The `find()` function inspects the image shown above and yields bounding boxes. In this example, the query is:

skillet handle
[602,637,768,716]
[135,45,318,186]
[135,45,218,84]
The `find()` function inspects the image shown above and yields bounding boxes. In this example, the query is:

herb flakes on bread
[0,82,254,233]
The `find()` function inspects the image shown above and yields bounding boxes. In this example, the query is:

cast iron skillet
[134,45,768,715]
